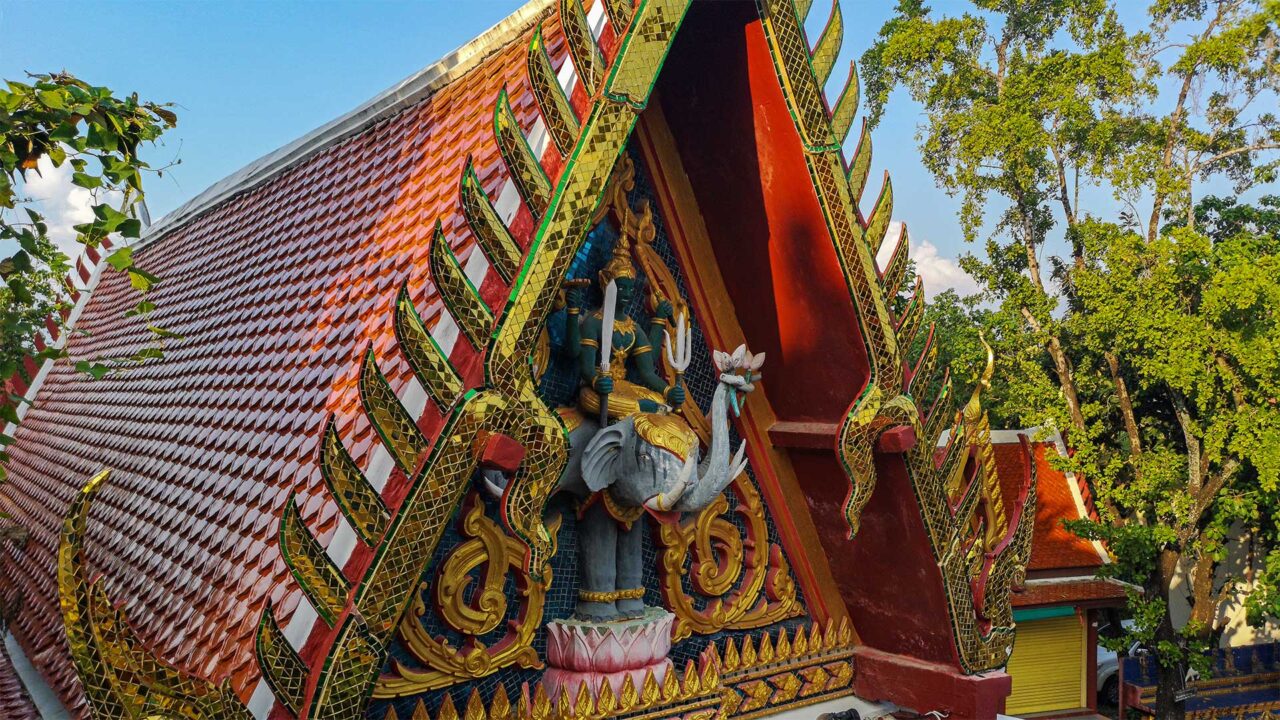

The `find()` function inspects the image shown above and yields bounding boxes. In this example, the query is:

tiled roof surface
[0,641,38,719]
[0,4,571,714]
[992,437,1106,573]
[1011,578,1129,608]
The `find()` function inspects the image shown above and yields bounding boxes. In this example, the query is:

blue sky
[0,0,1087,297]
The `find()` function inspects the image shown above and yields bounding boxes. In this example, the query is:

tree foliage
[1,72,176,479]
[865,0,1279,715]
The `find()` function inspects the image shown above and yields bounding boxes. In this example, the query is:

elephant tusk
[645,493,674,511]
[729,440,748,481]
[479,469,509,499]
[649,452,696,511]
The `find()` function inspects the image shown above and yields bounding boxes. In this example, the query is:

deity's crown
[598,234,636,288]
[633,411,698,463]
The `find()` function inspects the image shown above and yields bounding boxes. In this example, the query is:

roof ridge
[136,0,555,251]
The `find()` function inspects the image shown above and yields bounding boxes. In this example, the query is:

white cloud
[19,155,120,262]
[877,221,979,299]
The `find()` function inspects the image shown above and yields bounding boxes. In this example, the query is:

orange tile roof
[992,436,1107,573]
[0,3,573,714]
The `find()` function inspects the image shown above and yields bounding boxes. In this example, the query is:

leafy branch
[1,72,178,479]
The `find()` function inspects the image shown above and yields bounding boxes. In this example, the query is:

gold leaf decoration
[255,600,308,716]
[320,416,390,546]
[809,0,843,86]
[528,25,581,157]
[494,88,552,220]
[864,174,894,256]
[460,160,524,285]
[830,60,859,143]
[280,493,351,625]
[429,222,495,351]
[603,0,635,29]
[895,277,925,351]
[560,0,604,92]
[879,222,910,300]
[395,284,465,410]
[847,119,872,202]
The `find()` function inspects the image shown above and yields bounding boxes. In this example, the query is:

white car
[1097,620,1139,706]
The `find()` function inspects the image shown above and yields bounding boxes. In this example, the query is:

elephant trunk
[675,380,743,511]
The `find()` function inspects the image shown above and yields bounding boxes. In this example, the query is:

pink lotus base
[544,659,674,702]
[544,607,675,701]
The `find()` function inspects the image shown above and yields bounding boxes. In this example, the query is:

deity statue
[543,235,758,620]
[568,233,686,420]
[479,229,764,699]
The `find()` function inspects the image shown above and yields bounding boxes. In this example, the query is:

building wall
[1168,522,1280,648]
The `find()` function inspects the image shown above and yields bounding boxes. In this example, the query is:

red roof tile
[992,436,1107,573]
[0,4,570,714]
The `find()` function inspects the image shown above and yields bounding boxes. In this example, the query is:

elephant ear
[582,417,633,492]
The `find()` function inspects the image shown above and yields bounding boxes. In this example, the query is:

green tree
[863,1,1279,716]
[1,72,176,479]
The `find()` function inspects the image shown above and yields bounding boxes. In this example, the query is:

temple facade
[0,1,1037,719]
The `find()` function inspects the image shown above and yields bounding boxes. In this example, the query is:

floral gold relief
[656,474,803,642]
[373,494,555,697]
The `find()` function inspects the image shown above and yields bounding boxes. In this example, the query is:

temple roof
[0,0,1056,715]
[992,431,1109,573]
[990,430,1128,608]
[0,0,585,713]
[1013,577,1130,609]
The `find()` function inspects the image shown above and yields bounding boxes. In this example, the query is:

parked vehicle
[1097,620,1138,706]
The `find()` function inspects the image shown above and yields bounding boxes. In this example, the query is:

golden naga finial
[962,332,995,425]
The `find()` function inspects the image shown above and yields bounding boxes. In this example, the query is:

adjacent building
[993,431,1129,717]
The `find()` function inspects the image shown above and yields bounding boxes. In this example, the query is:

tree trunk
[1020,307,1088,435]
[1153,618,1187,720]
[1106,351,1142,456]
[1046,333,1088,434]
[1152,552,1187,720]
[1154,657,1186,720]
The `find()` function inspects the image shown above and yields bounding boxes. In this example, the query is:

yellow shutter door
[1005,614,1086,715]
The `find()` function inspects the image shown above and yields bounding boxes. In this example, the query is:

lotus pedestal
[544,607,675,702]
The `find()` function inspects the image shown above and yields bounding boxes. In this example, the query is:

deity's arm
[562,304,583,360]
[631,333,669,395]
[646,314,668,357]
[560,285,588,360]
[646,296,674,350]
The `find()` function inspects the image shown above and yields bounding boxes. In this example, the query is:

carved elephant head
[581,413,704,512]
